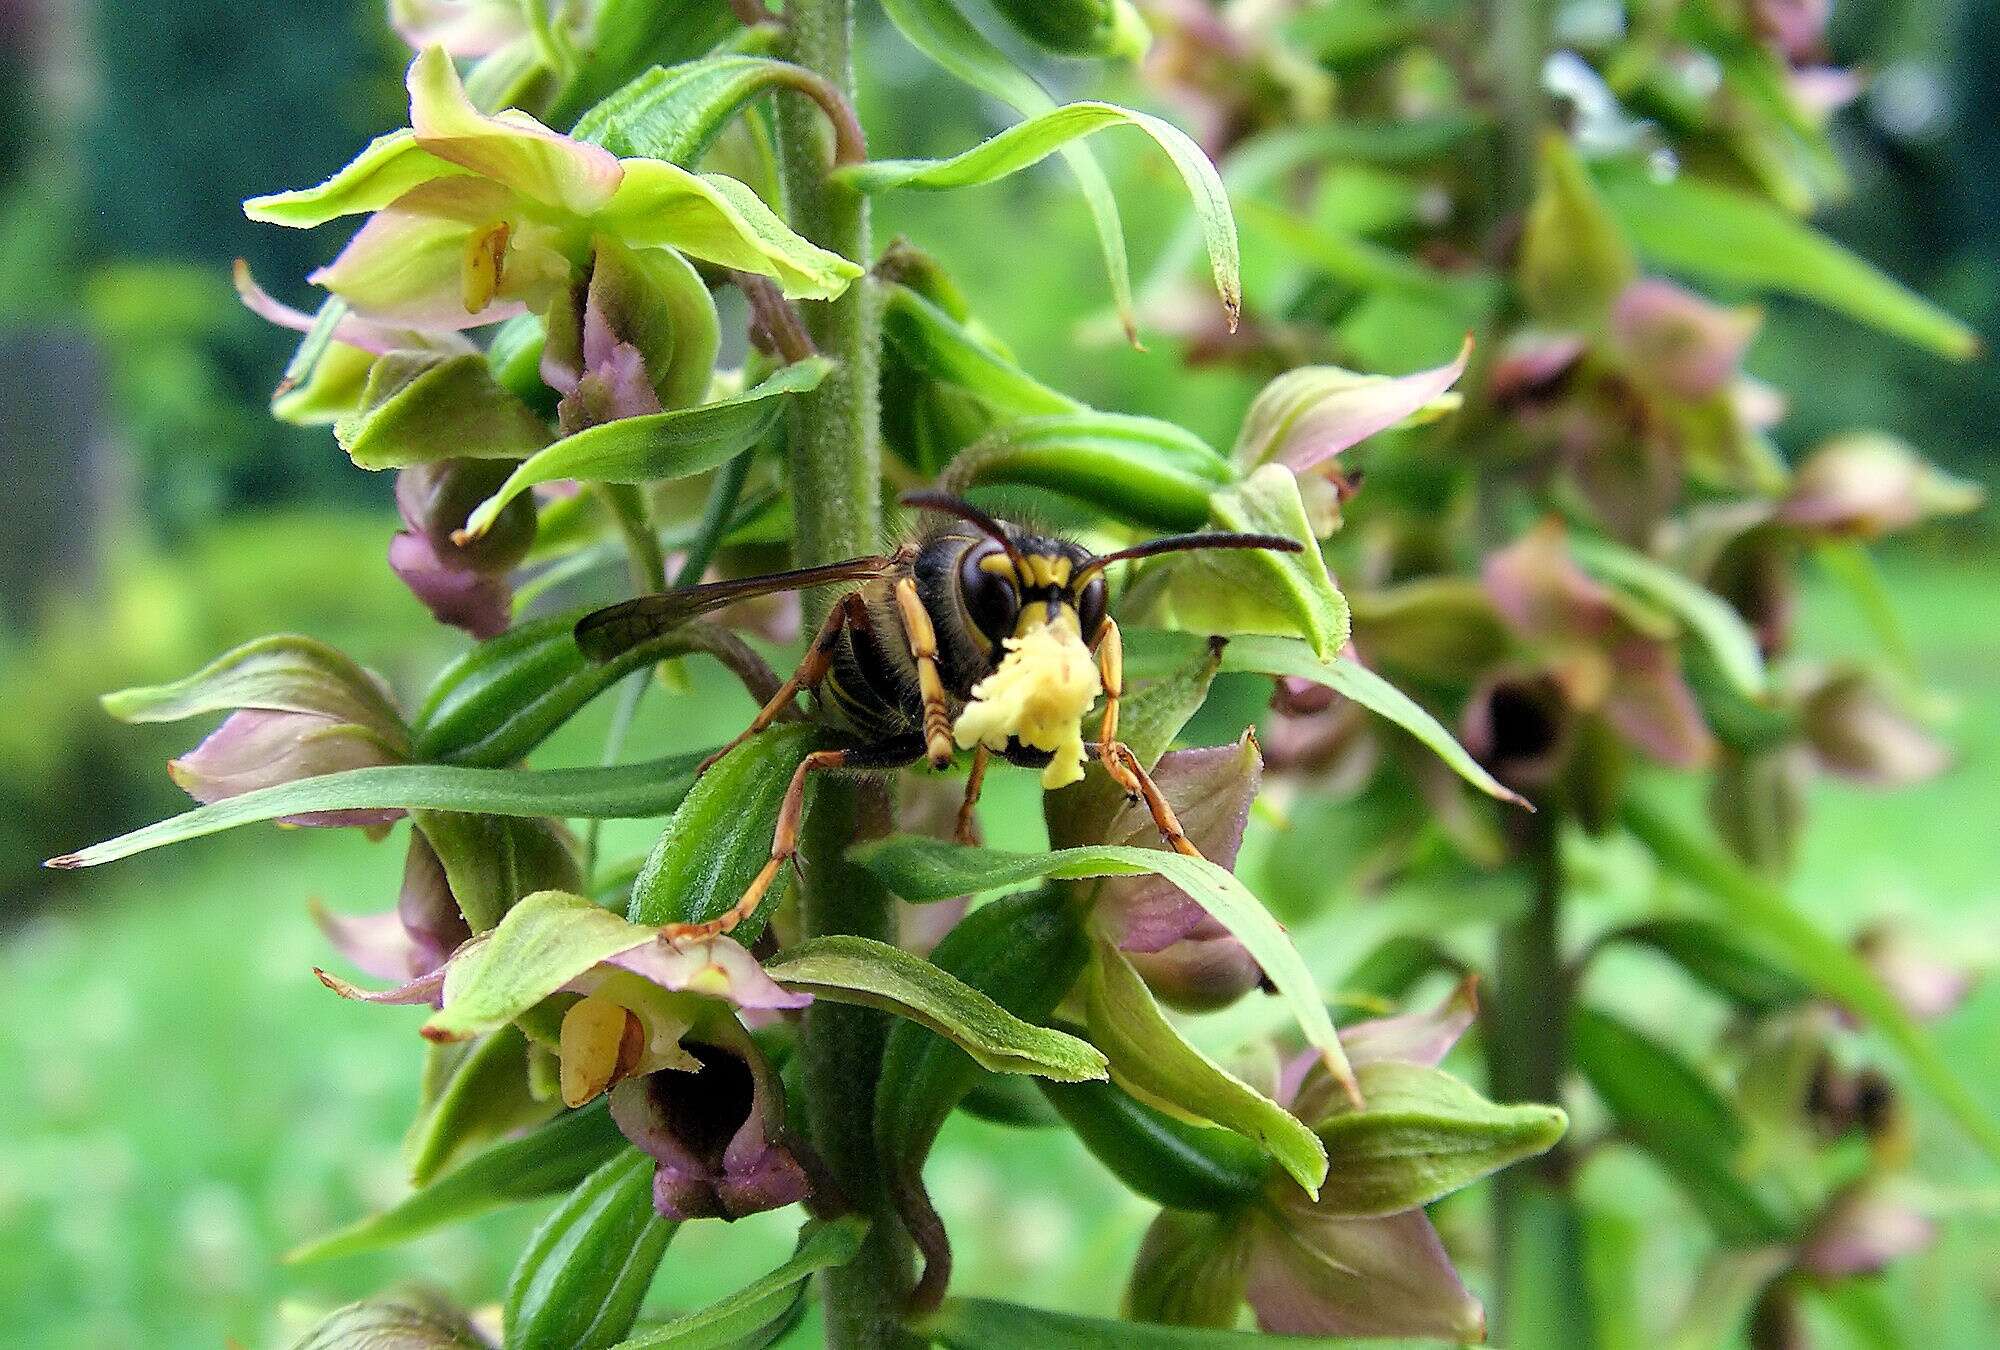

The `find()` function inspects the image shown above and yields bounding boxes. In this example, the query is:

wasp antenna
[1074,531,1304,584]
[899,490,1029,577]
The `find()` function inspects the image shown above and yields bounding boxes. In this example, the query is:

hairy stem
[773,3,914,1346]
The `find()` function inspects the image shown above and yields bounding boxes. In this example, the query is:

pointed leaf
[876,0,1143,340]
[1519,133,1636,325]
[849,835,1355,1103]
[1596,164,1979,359]
[1624,797,2000,1164]
[573,55,861,169]
[46,752,706,869]
[458,358,830,539]
[763,935,1106,1080]
[1083,941,1325,1191]
[600,164,862,301]
[840,100,1238,325]
[288,1103,627,1263]
[1313,1061,1568,1216]
[608,1216,869,1349]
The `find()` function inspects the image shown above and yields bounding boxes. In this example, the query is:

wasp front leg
[698,592,866,776]
[1090,617,1145,801]
[1093,740,1205,861]
[955,745,989,844]
[894,576,956,769]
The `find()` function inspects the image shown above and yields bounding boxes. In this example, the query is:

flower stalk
[772,1,917,1344]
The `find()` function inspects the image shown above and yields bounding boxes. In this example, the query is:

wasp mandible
[575,491,1302,941]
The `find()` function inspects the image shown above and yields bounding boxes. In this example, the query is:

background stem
[773,3,915,1346]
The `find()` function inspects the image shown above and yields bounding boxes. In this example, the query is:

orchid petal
[244,128,469,228]
[407,46,622,215]
[1098,734,1262,953]
[1234,337,1471,474]
[311,900,428,983]
[310,179,524,328]
[169,710,406,828]
[606,938,811,1012]
[389,0,527,57]
[1246,1206,1484,1342]
[1603,640,1716,769]
[232,260,473,357]
[316,964,448,1006]
[601,162,862,301]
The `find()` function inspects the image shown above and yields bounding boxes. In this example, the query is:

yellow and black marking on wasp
[575,490,1302,942]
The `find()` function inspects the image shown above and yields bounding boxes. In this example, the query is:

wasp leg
[1092,740,1204,861]
[893,576,956,769]
[662,739,923,943]
[1090,617,1144,801]
[698,592,865,776]
[954,745,989,844]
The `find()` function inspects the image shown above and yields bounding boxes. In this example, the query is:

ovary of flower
[953,612,1104,789]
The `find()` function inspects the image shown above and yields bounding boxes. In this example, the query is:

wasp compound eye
[958,541,1022,645]
[1075,572,1107,640]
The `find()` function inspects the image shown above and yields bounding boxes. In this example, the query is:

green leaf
[459,358,831,539]
[426,890,660,1043]
[876,0,1143,341]
[1623,797,2000,1164]
[941,412,1236,533]
[1313,1060,1567,1216]
[1571,1008,1789,1245]
[627,724,822,942]
[608,1216,869,1349]
[1595,164,1979,360]
[505,1149,676,1350]
[1609,918,1811,1015]
[1036,1075,1271,1211]
[47,752,706,870]
[402,1024,556,1187]
[574,55,855,169]
[1519,133,1636,325]
[849,835,1355,1103]
[1569,535,1767,698]
[764,935,1105,1081]
[920,1298,1451,1347]
[882,283,1081,418]
[1813,539,1918,682]
[101,634,407,746]
[1128,629,1521,805]
[287,1103,628,1263]
[840,100,1238,326]
[1083,940,1325,1192]
[414,811,584,933]
[337,352,554,470]
[1132,466,1349,658]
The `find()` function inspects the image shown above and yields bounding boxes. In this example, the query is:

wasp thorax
[953,605,1103,788]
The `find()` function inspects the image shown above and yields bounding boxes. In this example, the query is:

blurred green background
[0,2,1994,1347]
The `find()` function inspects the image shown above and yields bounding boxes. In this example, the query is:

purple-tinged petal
[1098,734,1262,952]
[609,1039,811,1221]
[389,0,527,56]
[1789,67,1863,117]
[1603,640,1716,769]
[1489,330,1586,402]
[407,46,622,215]
[169,709,406,827]
[1246,1205,1485,1342]
[1235,338,1471,474]
[604,935,813,1011]
[1461,670,1574,791]
[398,830,473,974]
[1777,434,1984,539]
[1126,923,1266,1012]
[1612,278,1759,402]
[231,260,475,356]
[1799,1181,1936,1278]
[557,338,662,434]
[315,963,448,1006]
[1800,669,1950,787]
[310,179,524,329]
[310,900,426,983]
[1752,0,1828,62]
[1482,521,1618,644]
[1283,978,1480,1124]
[1854,924,1976,1024]
[389,529,514,638]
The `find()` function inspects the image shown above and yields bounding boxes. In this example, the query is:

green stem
[773,4,914,1346]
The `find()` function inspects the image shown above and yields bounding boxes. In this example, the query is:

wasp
[575,491,1300,941]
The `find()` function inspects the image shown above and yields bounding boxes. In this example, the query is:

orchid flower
[244,48,859,331]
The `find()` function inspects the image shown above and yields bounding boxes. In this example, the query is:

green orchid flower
[244,47,860,330]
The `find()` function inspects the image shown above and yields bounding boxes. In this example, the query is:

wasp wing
[574,556,900,662]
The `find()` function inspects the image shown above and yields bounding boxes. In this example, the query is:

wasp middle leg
[662,737,924,943]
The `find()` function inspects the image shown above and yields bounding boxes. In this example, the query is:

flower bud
[1799,1180,1935,1278]
[1854,923,1976,1024]
[1098,735,1262,956]
[169,709,405,827]
[1125,1208,1251,1328]
[1800,669,1949,787]
[289,1291,485,1349]
[1125,920,1266,1012]
[390,458,537,638]
[1778,434,1983,539]
[1611,278,1759,402]
[989,0,1152,62]
[609,1040,810,1221]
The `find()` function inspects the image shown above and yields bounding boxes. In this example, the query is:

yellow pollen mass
[952,611,1102,789]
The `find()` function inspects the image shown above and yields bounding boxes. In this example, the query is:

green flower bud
[989,0,1152,62]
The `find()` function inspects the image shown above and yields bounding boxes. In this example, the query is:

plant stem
[773,4,914,1346]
